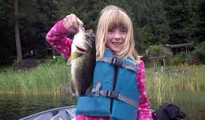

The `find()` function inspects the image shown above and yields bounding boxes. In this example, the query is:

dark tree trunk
[14,0,22,62]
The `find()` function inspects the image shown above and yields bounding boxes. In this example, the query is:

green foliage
[0,0,58,62]
[51,56,67,64]
[191,0,205,43]
[55,0,135,30]
[147,45,172,58]
[147,65,205,114]
[146,45,172,69]
[0,0,205,65]
[163,0,194,44]
[135,0,170,47]
[191,42,205,64]
[170,52,190,65]
[0,62,70,95]
[137,26,152,50]
[0,0,16,60]
[141,54,151,67]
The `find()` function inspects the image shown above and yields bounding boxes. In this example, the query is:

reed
[0,62,71,95]
[146,64,205,105]
[0,61,204,99]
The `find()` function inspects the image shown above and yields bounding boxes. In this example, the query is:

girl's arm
[137,60,153,120]
[46,20,73,59]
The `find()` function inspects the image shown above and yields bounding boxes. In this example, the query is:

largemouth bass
[69,25,96,97]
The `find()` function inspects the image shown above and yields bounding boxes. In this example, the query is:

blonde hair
[96,5,140,63]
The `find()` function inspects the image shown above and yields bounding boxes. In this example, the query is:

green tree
[190,0,205,44]
[147,45,172,71]
[0,0,57,63]
[130,0,169,52]
[55,0,134,31]
[1,0,205,65]
[163,0,194,44]
[0,0,17,62]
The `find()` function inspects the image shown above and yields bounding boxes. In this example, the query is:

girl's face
[106,27,127,53]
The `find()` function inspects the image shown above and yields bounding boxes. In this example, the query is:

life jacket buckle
[111,58,124,67]
[106,90,119,99]
[107,90,112,97]
[95,90,100,96]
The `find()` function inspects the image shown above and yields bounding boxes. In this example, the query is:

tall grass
[0,61,204,100]
[146,64,205,105]
[0,62,71,95]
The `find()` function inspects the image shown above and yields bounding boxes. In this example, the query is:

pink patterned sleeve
[46,20,73,59]
[137,60,153,120]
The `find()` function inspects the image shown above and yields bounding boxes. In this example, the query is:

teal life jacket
[76,49,140,120]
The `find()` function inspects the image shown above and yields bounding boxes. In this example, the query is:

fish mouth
[75,45,87,52]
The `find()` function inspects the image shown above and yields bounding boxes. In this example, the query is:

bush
[141,54,151,67]
[147,45,172,58]
[170,52,190,65]
[190,42,205,64]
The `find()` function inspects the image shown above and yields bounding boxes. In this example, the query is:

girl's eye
[108,27,127,34]
[121,27,127,32]
[120,29,127,34]
[121,29,127,32]
[108,29,114,33]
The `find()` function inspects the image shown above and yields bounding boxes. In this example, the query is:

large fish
[69,25,96,97]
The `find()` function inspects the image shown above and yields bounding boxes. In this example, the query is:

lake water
[149,91,205,120]
[0,92,205,120]
[0,94,76,120]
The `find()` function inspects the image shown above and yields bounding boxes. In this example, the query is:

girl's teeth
[113,42,120,45]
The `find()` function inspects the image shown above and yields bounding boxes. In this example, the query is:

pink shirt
[46,20,153,120]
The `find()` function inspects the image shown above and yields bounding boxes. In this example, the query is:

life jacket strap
[92,82,138,108]
[100,57,137,72]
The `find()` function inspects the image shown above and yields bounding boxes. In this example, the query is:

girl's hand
[63,14,83,33]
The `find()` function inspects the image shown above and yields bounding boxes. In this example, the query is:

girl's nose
[113,31,121,39]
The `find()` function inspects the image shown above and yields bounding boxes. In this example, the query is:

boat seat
[50,114,63,120]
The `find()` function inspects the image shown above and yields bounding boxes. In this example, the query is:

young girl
[46,5,152,120]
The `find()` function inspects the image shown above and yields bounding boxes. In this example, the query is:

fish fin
[70,80,80,98]
[67,58,71,66]
[86,81,93,93]
[70,81,76,96]
[70,52,84,60]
